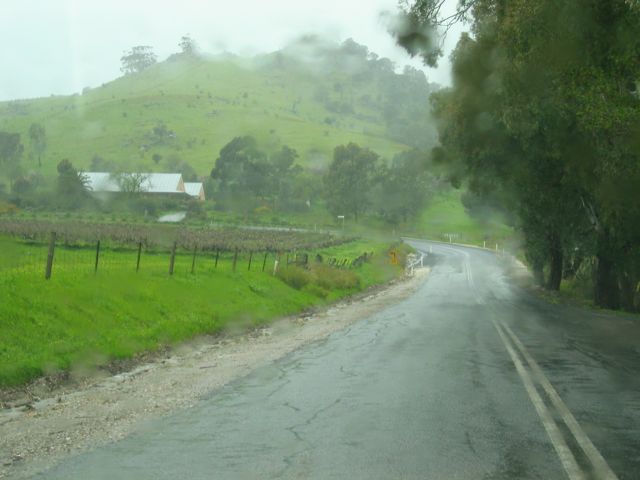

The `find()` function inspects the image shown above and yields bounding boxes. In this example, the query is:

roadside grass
[0,238,408,388]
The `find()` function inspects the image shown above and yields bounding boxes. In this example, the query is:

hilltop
[0,38,439,180]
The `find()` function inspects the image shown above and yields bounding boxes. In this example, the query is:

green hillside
[0,41,436,179]
[0,39,514,247]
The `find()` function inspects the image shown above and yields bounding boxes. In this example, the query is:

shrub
[303,283,329,299]
[312,264,360,290]
[276,265,312,290]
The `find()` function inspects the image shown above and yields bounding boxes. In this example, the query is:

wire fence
[0,235,373,282]
[0,219,369,281]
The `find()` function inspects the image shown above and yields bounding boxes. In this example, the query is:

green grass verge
[0,238,408,388]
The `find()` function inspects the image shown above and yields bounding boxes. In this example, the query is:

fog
[0,0,465,101]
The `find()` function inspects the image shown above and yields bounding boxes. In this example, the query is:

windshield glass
[1,1,639,479]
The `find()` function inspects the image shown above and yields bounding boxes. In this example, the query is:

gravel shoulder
[0,268,429,479]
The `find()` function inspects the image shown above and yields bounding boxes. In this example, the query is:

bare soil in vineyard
[0,267,428,479]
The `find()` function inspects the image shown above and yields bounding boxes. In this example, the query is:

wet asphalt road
[37,240,640,479]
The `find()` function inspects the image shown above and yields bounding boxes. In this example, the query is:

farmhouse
[84,172,205,201]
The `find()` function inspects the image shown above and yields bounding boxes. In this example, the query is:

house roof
[84,172,185,194]
[83,172,120,192]
[184,182,204,197]
[142,173,184,193]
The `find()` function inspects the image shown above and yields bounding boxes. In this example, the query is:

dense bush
[276,265,312,290]
[312,264,359,290]
[303,283,329,299]
[276,263,360,292]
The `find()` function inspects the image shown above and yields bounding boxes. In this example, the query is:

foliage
[28,123,46,167]
[56,159,89,209]
[113,172,150,193]
[211,137,308,213]
[275,262,360,291]
[0,131,23,180]
[120,45,157,75]
[399,0,640,309]
[324,143,379,222]
[275,265,312,289]
[178,35,198,56]
[371,148,437,224]
[312,263,360,290]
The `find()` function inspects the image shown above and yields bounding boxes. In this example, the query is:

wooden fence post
[191,245,198,274]
[247,251,253,271]
[262,252,268,272]
[169,242,177,275]
[232,248,238,271]
[136,242,142,272]
[45,232,56,280]
[214,249,219,269]
[94,240,101,273]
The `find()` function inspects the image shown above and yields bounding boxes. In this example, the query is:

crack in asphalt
[276,398,343,478]
[265,366,291,399]
[284,398,342,444]
[282,402,300,412]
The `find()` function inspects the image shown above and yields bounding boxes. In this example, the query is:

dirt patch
[0,268,429,479]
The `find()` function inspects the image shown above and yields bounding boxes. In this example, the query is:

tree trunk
[618,271,636,312]
[594,230,620,309]
[595,254,619,309]
[546,243,563,291]
[532,261,545,286]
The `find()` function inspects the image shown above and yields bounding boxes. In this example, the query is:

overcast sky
[0,0,465,101]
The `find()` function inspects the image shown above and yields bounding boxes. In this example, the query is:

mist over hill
[0,37,439,184]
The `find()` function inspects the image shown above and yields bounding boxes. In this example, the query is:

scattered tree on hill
[0,131,24,180]
[0,132,23,166]
[179,35,197,56]
[150,121,175,144]
[324,143,379,222]
[120,46,157,75]
[28,123,46,167]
